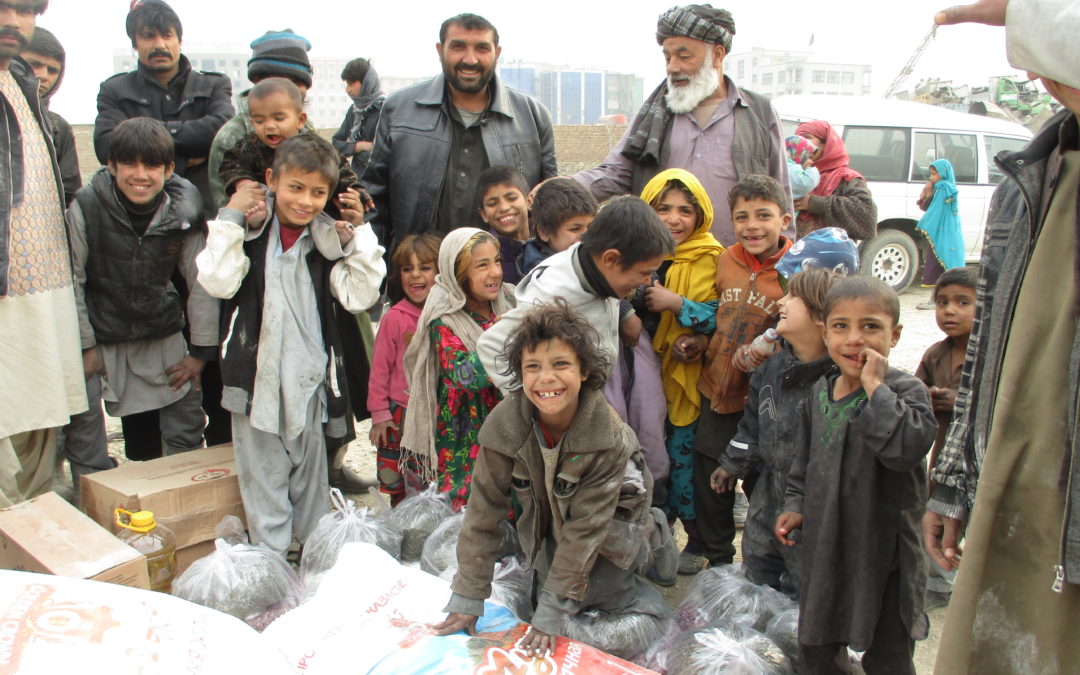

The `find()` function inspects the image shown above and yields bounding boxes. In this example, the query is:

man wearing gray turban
[573,4,791,248]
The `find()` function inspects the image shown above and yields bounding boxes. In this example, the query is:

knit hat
[785,135,816,166]
[776,227,859,279]
[126,0,182,42]
[247,29,313,89]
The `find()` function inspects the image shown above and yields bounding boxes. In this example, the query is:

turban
[656,4,735,52]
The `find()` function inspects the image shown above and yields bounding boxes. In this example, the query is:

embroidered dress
[432,312,500,509]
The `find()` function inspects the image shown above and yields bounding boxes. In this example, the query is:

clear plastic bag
[391,484,453,561]
[488,556,534,621]
[667,620,794,675]
[421,511,521,577]
[764,607,799,663]
[301,489,403,591]
[562,609,674,663]
[674,564,794,632]
[171,516,302,631]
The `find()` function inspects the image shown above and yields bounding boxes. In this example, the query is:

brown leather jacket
[451,388,653,604]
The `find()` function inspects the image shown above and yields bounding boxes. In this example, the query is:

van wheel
[860,230,920,292]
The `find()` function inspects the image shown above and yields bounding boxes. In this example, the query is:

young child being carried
[710,228,858,594]
[785,135,820,205]
[435,303,675,659]
[399,229,514,510]
[516,177,597,277]
[677,175,794,571]
[367,233,441,505]
[196,133,385,557]
[916,265,976,610]
[776,276,937,673]
[635,169,724,575]
[65,117,217,481]
[476,166,530,285]
[218,77,368,221]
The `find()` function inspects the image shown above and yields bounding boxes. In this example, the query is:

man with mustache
[93,0,233,221]
[20,25,78,206]
[92,0,233,462]
[573,4,791,247]
[0,0,88,507]
[363,13,556,252]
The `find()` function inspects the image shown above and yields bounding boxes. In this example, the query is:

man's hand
[369,420,398,447]
[225,182,266,216]
[644,280,683,314]
[82,346,106,381]
[775,511,803,546]
[353,140,373,154]
[859,347,889,397]
[517,626,556,659]
[165,355,206,391]
[923,509,964,572]
[929,386,957,413]
[335,187,366,225]
[936,0,1007,25]
[710,466,737,494]
[619,314,643,347]
[673,333,706,361]
[432,613,478,636]
[186,156,207,167]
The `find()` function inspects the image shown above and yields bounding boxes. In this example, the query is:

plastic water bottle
[116,508,177,593]
[742,328,780,372]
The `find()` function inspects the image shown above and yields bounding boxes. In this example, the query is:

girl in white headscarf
[400,228,515,509]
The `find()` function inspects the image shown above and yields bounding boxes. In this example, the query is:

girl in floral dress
[400,228,515,509]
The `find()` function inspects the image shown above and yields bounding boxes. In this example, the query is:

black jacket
[94,55,234,217]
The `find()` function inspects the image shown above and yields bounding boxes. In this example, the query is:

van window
[842,126,910,182]
[984,135,1029,184]
[913,132,978,183]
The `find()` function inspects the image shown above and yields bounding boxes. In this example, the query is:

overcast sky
[39,0,1022,124]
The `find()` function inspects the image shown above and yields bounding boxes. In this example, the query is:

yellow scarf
[641,169,724,426]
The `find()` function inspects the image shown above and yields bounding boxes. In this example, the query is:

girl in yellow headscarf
[639,169,724,574]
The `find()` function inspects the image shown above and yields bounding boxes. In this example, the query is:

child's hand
[165,355,206,391]
[775,511,803,546]
[226,182,266,216]
[82,346,106,381]
[929,386,957,413]
[803,158,815,169]
[432,612,478,637]
[517,626,556,660]
[644,280,683,314]
[710,466,737,494]
[334,221,357,247]
[619,313,643,346]
[243,200,267,228]
[673,333,706,361]
[922,510,964,572]
[369,420,398,447]
[858,347,888,396]
[335,188,366,225]
[793,196,810,212]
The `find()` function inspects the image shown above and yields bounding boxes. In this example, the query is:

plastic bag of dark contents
[639,620,681,673]
[302,488,402,592]
[563,609,674,664]
[667,619,794,675]
[440,555,534,621]
[765,607,799,663]
[675,563,794,632]
[391,483,454,561]
[421,511,522,577]
[172,515,302,631]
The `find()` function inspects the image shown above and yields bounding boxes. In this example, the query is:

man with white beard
[573,4,791,246]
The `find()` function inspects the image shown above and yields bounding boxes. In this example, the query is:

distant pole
[885,25,938,98]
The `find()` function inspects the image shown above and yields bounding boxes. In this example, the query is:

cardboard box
[81,444,246,549]
[0,492,150,589]
[175,539,215,577]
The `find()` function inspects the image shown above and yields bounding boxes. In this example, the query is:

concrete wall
[71,124,628,185]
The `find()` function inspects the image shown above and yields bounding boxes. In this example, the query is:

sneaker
[733,491,749,529]
[678,549,702,575]
[647,507,678,586]
[924,589,951,611]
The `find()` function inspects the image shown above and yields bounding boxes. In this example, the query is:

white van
[772,95,1032,290]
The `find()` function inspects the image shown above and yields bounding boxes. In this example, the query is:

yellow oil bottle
[116,508,177,593]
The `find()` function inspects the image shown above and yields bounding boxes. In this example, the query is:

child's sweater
[787,158,820,200]
[784,368,936,649]
[367,298,422,424]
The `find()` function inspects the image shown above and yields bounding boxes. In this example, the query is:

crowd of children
[60,60,972,671]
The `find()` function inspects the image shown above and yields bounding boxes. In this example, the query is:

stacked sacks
[172,516,303,631]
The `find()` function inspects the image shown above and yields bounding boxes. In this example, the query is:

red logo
[190,468,231,482]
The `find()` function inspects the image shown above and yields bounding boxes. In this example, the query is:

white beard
[665,65,721,114]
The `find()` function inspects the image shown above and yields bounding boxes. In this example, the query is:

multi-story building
[501,63,644,125]
[727,48,872,99]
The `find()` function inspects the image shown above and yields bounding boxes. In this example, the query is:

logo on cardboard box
[189,468,231,482]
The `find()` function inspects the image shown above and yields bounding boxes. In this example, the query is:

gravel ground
[59,285,947,672]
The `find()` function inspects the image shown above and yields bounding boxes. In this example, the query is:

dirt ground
[59,285,947,673]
